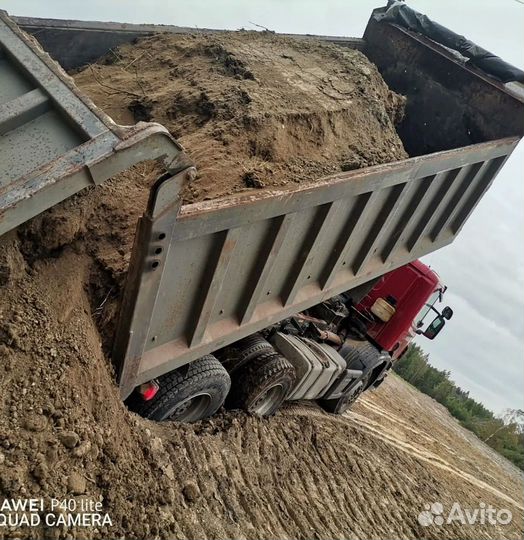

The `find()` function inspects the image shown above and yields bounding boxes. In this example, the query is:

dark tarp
[375,1,524,83]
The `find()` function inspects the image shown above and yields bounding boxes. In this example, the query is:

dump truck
[1,3,523,422]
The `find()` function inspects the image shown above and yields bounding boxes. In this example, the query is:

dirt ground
[0,28,522,540]
[0,252,521,540]
[73,31,407,203]
[0,245,522,539]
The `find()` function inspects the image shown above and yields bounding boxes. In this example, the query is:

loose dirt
[1,30,522,540]
[0,254,522,540]
[15,31,410,351]
[73,31,407,203]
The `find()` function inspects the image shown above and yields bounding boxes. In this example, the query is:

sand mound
[74,31,407,202]
[0,31,415,540]
[17,31,409,351]
[1,257,522,540]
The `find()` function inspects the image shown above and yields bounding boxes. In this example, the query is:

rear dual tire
[128,355,231,422]
[226,350,296,417]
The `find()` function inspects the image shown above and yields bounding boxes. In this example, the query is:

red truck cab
[355,260,452,359]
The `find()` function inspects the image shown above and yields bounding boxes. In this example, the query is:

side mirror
[442,306,453,320]
[423,315,446,340]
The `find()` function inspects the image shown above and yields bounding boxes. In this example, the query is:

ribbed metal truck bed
[0,10,189,236]
[1,7,523,398]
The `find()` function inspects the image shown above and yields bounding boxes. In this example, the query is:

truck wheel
[129,355,231,422]
[320,374,369,415]
[226,352,296,416]
[319,339,381,414]
[220,333,274,374]
[339,338,381,373]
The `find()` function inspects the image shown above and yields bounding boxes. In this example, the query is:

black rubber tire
[128,355,231,422]
[220,333,274,374]
[319,339,380,414]
[320,374,369,414]
[339,339,381,372]
[226,352,296,417]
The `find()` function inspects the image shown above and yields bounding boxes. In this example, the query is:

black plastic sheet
[375,1,524,83]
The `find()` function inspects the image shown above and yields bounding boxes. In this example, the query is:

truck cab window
[416,290,440,326]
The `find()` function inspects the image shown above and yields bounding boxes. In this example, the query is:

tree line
[393,344,524,470]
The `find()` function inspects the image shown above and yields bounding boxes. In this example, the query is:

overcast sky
[5,0,523,413]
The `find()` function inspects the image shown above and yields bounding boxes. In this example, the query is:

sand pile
[0,31,412,539]
[17,31,409,351]
[74,31,408,203]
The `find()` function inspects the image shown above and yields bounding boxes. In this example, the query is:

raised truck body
[0,4,522,420]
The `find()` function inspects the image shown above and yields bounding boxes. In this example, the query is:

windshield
[416,290,440,325]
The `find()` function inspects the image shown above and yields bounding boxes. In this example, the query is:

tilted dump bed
[0,10,189,236]
[2,7,523,397]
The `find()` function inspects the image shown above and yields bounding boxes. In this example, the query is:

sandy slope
[0,244,521,540]
[0,28,520,540]
[149,373,524,540]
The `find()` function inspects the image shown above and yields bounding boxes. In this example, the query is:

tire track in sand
[347,410,524,512]
[280,402,523,512]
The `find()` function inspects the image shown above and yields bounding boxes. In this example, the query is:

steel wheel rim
[340,382,364,411]
[249,384,285,416]
[347,385,363,406]
[167,393,212,422]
